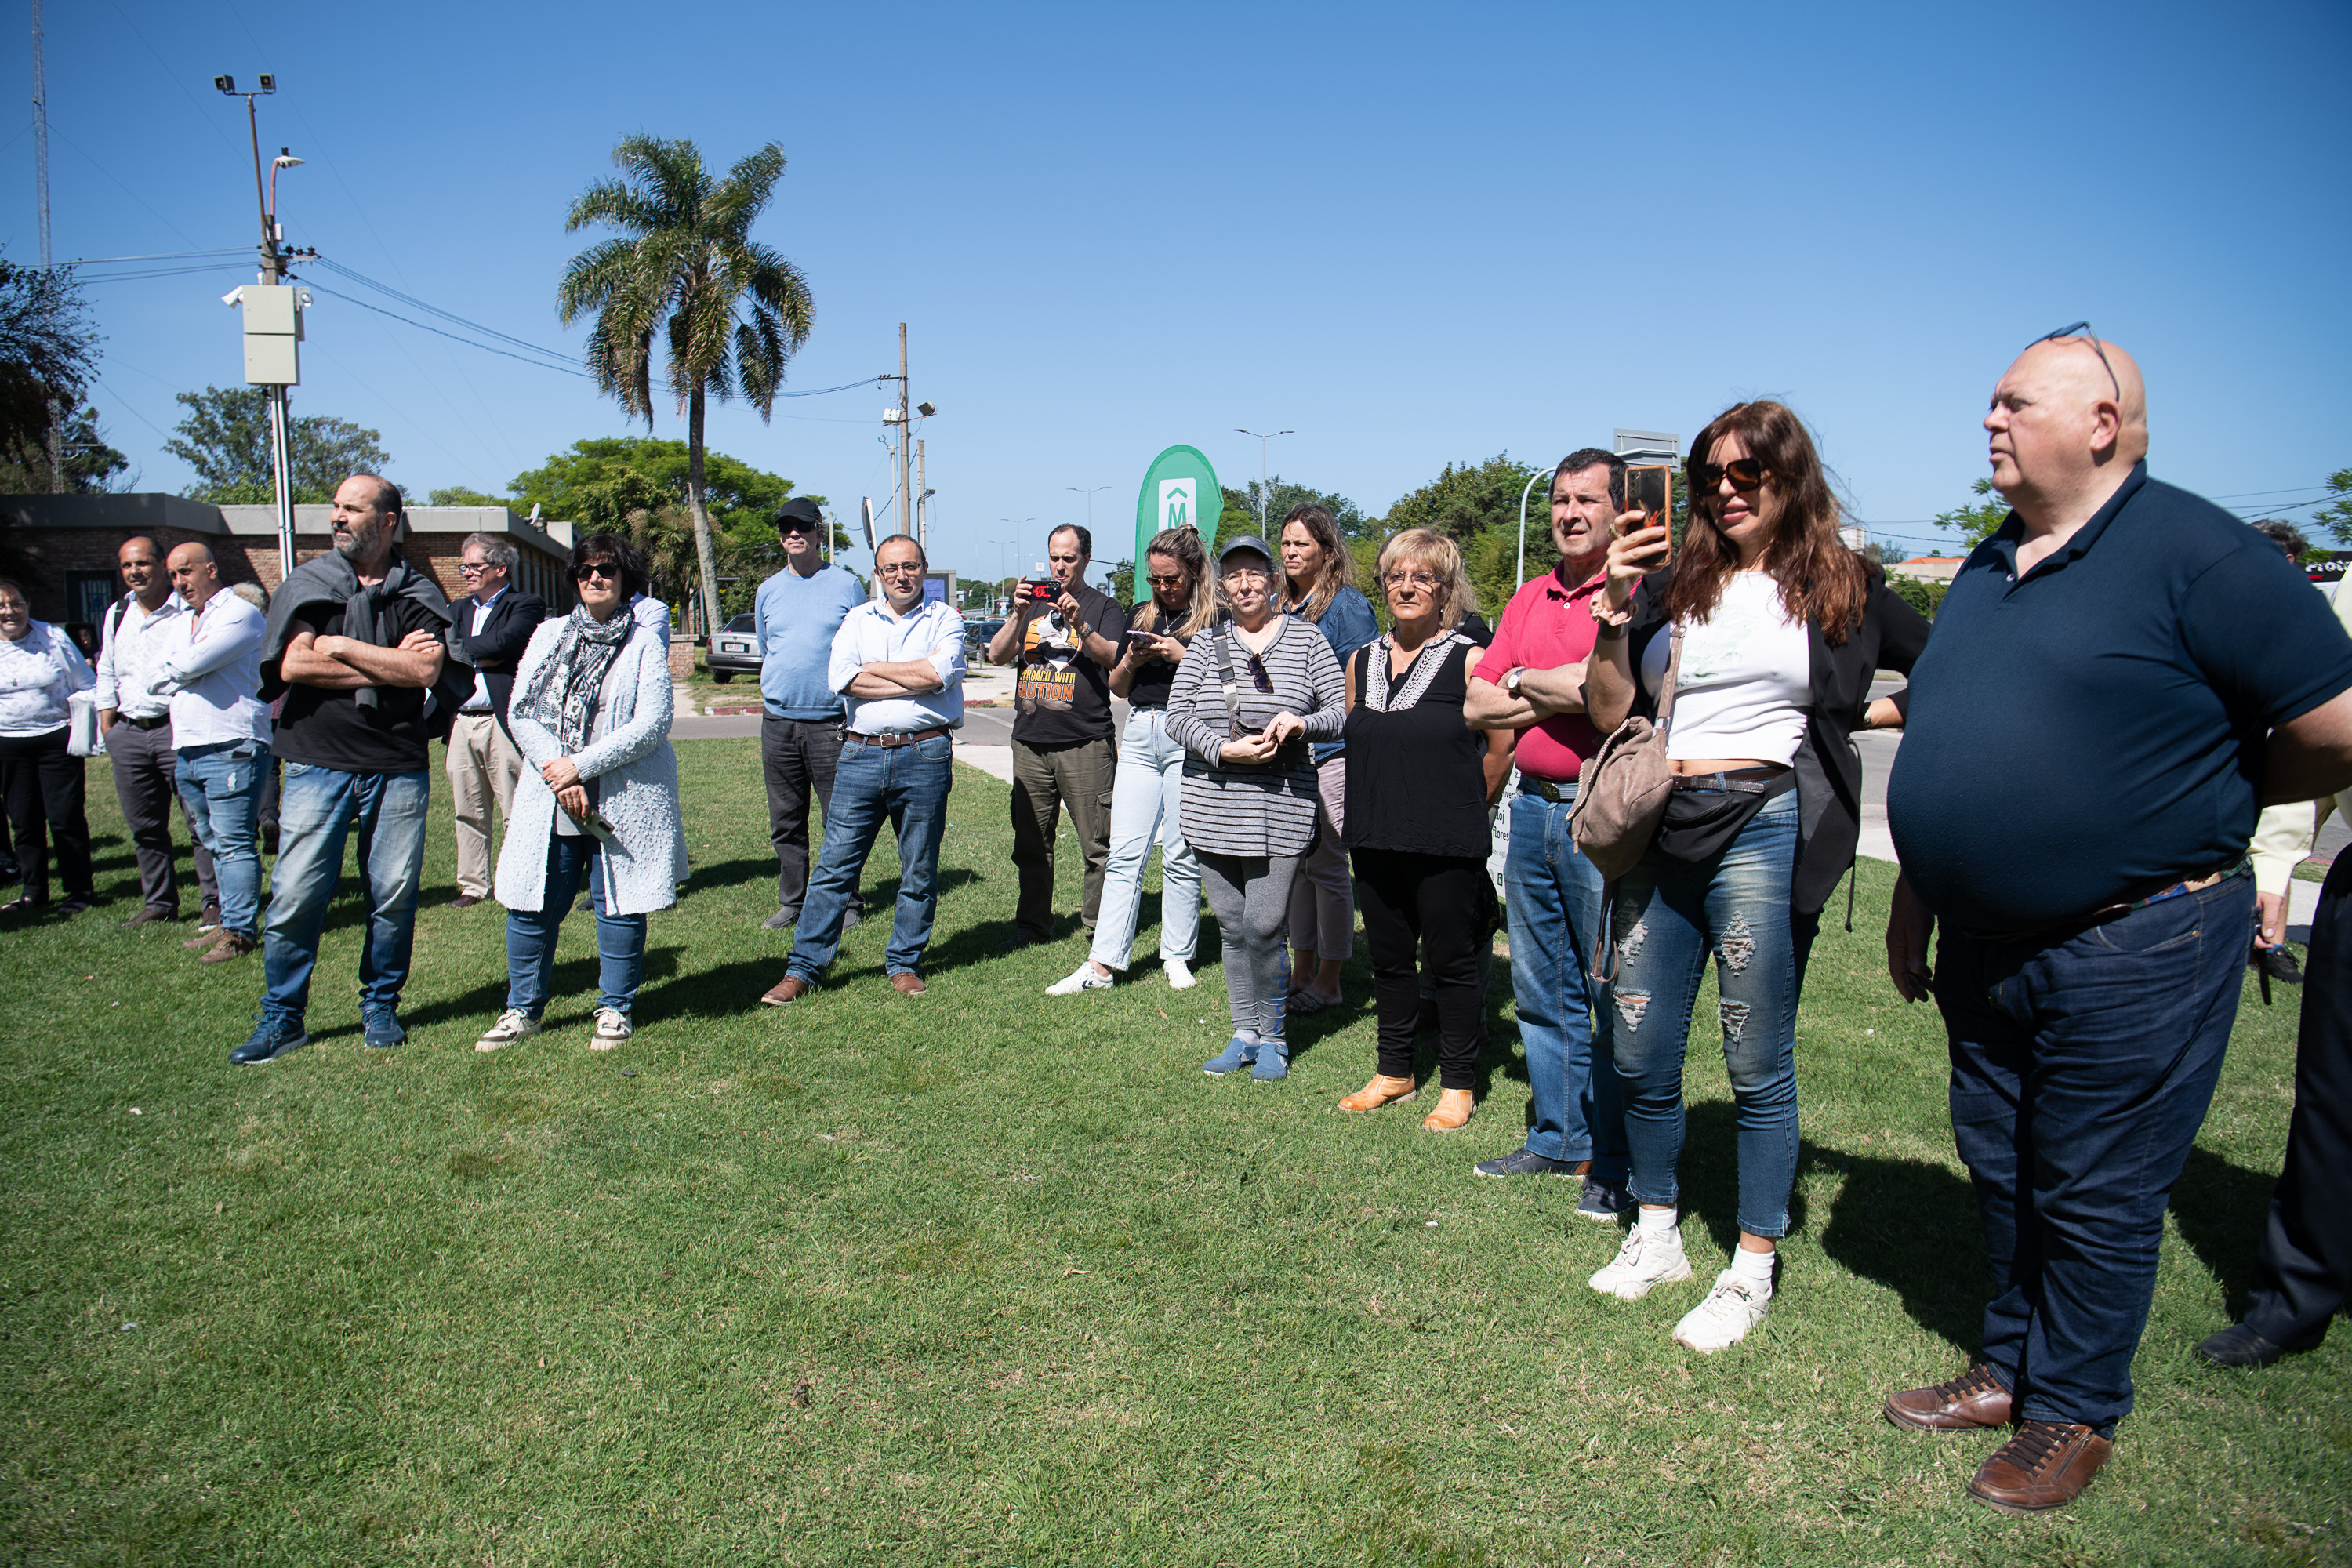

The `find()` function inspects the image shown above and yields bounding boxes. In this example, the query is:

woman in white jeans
[1047,527,1212,994]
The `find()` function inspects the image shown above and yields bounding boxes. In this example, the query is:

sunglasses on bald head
[2029,321,2122,401]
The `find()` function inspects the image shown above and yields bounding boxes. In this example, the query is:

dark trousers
[1935,873,2252,1434]
[1355,848,1490,1091]
[0,727,92,904]
[761,715,855,917]
[105,719,216,914]
[2238,851,2352,1349]
[1011,735,1115,940]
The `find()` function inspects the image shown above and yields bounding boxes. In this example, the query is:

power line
[300,282,592,376]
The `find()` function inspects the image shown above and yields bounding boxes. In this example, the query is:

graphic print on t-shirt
[1015,609,1081,713]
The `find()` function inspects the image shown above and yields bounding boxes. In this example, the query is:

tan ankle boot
[1422,1087,1475,1131]
[1338,1073,1417,1112]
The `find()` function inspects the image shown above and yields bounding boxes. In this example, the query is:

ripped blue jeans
[1606,789,1799,1238]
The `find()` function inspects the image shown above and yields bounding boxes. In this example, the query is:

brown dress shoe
[760,975,813,1006]
[1965,1420,2113,1515]
[1338,1073,1417,1112]
[1884,1363,2013,1432]
[183,930,227,951]
[121,907,176,928]
[449,894,483,909]
[891,971,926,994]
[200,932,258,965]
[1421,1087,1475,1131]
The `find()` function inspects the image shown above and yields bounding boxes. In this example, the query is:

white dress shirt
[463,583,508,711]
[148,591,269,747]
[92,593,189,721]
[0,622,95,737]
[828,597,966,735]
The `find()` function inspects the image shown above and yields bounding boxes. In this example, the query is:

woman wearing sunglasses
[1581,401,1927,1352]
[1047,526,1213,995]
[475,534,688,1053]
[1165,535,1347,1080]
[1333,530,1514,1130]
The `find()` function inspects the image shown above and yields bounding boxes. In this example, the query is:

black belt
[118,713,169,731]
[1671,765,1792,795]
[1521,776,1575,804]
[844,726,949,749]
[456,706,494,717]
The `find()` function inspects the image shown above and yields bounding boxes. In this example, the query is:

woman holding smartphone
[1581,401,1926,1353]
[1166,535,1346,1081]
[475,533,687,1052]
[1047,527,1213,994]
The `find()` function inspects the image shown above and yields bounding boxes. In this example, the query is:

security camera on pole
[213,74,308,582]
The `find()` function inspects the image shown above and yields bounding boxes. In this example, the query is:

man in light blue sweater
[756,499,869,932]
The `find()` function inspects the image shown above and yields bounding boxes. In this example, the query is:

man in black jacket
[445,532,546,907]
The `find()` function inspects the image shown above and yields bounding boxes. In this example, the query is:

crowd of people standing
[4,325,2348,1519]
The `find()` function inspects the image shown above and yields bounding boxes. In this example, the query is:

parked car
[706,614,761,683]
[964,618,1005,662]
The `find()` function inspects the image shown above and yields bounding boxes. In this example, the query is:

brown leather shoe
[1884,1363,2013,1432]
[200,932,257,965]
[1965,1420,2112,1515]
[891,971,926,994]
[121,906,176,928]
[1421,1087,1475,1131]
[760,975,813,1006]
[1338,1073,1417,1112]
[449,894,483,909]
[183,930,226,950]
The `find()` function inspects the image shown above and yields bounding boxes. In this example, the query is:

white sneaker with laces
[1163,957,1196,989]
[1672,1268,1773,1352]
[591,1007,633,1049]
[1046,962,1115,996]
[475,1008,542,1053]
[1587,1223,1694,1301]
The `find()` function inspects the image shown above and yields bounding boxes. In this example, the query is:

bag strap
[1214,626,1246,738]
[1656,625,1685,725]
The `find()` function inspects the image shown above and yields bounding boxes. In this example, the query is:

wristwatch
[1503,667,1525,697]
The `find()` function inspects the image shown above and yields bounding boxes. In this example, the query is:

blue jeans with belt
[1936,872,2252,1433]
[175,739,266,938]
[505,833,647,1016]
[786,731,954,982]
[1505,786,1627,1174]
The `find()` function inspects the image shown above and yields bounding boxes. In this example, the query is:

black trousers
[2241,851,2352,1349]
[762,715,855,918]
[0,726,92,903]
[105,718,216,913]
[1354,848,1491,1091]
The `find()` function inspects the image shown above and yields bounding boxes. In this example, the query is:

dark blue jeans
[505,834,647,1017]
[260,764,429,1025]
[1936,872,2253,1433]
[786,731,954,982]
[1505,789,1626,1174]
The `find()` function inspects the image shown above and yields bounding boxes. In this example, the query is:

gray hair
[463,532,520,574]
[2252,519,2309,561]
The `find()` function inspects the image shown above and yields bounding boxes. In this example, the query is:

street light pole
[216,74,303,580]
[1232,428,1291,532]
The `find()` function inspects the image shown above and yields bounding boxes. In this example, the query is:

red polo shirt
[1474,564,1608,783]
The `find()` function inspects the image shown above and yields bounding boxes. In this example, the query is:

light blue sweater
[756,564,868,720]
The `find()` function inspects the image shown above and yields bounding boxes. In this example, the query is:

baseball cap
[774,499,824,533]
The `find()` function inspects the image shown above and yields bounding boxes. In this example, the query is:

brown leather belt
[1965,859,2251,945]
[844,726,949,749]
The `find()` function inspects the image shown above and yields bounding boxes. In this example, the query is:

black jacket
[448,586,547,728]
[1624,564,1931,915]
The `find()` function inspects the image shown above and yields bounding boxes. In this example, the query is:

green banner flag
[1134,445,1221,577]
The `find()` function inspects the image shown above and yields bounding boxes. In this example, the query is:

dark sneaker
[362,1008,407,1050]
[1473,1147,1578,1178]
[1577,1176,1635,1221]
[54,895,93,917]
[2255,945,2305,985]
[763,907,797,931]
[841,906,863,932]
[2196,1323,2298,1368]
[195,903,223,934]
[230,1016,309,1065]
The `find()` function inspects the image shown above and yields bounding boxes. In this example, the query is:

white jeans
[1088,706,1200,969]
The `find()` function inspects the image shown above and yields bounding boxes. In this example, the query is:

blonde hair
[1132,528,1216,639]
[1375,528,1474,633]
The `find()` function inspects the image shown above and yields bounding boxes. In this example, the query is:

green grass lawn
[2,739,2346,1566]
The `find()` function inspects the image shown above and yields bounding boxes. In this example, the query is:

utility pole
[916,437,929,553]
[1232,428,1292,532]
[216,74,301,580]
[896,322,911,539]
[31,0,60,492]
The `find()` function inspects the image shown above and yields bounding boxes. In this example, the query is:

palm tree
[557,136,813,635]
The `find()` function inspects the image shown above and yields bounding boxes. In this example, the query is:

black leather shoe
[2255,945,2306,985]
[2197,1323,2299,1368]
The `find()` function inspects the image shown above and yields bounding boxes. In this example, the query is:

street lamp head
[272,149,303,169]
[214,74,235,93]
[256,74,275,93]
[916,401,936,418]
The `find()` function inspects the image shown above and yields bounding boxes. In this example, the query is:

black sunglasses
[2029,321,2122,401]
[1246,653,1274,694]
[1693,457,1768,494]
[572,561,622,583]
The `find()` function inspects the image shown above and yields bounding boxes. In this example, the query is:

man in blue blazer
[445,531,546,908]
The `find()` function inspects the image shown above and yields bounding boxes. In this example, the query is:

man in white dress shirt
[154,543,270,962]
[443,532,546,908]
[93,535,219,927]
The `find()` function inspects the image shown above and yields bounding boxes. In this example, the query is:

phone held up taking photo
[1618,463,1675,572]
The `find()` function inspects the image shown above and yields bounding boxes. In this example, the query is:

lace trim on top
[1362,630,1471,713]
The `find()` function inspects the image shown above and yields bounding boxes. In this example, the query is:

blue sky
[10,0,2349,580]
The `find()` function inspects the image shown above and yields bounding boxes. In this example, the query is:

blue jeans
[1088,706,1200,969]
[260,763,430,1025]
[1506,788,1626,1174]
[786,732,953,982]
[506,834,646,1016]
[1937,873,2252,1433]
[1606,789,1800,1237]
[176,739,265,938]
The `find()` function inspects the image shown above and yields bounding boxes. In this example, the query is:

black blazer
[449,586,547,726]
[1624,564,1931,915]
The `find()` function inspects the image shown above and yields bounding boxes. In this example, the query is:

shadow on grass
[2171,1145,2279,1318]
[1805,1129,1987,1352]
[310,947,685,1042]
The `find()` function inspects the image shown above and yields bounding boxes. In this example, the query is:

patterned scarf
[514,604,633,754]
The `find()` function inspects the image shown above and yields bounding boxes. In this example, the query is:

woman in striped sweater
[1165,535,1346,1082]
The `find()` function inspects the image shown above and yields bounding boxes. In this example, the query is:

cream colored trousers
[446,712,524,898]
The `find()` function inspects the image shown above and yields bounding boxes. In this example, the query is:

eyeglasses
[573,561,622,583]
[876,562,927,577]
[1246,653,1274,694]
[1145,572,1185,587]
[1382,570,1443,593]
[458,562,491,577]
[1222,566,1271,584]
[1693,457,1768,494]
[2029,321,2122,401]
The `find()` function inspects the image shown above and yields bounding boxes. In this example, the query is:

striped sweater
[1164,615,1346,857]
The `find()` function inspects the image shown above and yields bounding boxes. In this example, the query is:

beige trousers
[446,712,524,898]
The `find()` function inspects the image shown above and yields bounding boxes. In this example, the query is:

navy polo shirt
[1889,463,2352,935]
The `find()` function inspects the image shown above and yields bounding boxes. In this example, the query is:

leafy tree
[559,136,815,636]
[1933,476,2011,550]
[165,386,390,504]
[0,257,102,492]
[0,402,126,494]
[2315,468,2352,547]
[426,485,510,509]
[1384,454,1547,543]
[1889,575,1947,621]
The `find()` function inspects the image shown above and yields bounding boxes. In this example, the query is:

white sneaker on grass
[1163,958,1196,990]
[591,1008,633,1049]
[1672,1269,1773,1352]
[1588,1222,1693,1301]
[475,1008,541,1052]
[1046,962,1115,996]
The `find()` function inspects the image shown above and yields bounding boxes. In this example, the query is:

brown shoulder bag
[1568,626,1681,979]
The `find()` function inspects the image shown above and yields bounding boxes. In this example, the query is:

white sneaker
[475,1008,542,1052]
[1587,1223,1693,1301]
[591,1007,633,1049]
[1163,957,1196,989]
[1045,962,1115,996]
[1672,1268,1773,1353]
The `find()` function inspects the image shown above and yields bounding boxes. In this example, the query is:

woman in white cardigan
[475,535,687,1052]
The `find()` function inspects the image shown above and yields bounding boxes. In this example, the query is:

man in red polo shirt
[1465,448,1630,1218]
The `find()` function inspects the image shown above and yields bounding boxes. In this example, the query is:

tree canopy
[165,386,391,504]
[0,257,104,492]
[1214,478,1369,547]
[2316,468,2352,547]
[1933,476,2012,549]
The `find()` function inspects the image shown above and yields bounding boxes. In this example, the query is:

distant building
[1889,555,1965,583]
[0,493,575,628]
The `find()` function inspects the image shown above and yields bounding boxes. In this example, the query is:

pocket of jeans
[2087,894,2203,955]
[915,734,953,763]
[284,762,313,779]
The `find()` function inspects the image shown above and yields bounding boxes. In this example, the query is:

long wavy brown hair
[1662,400,1867,645]
[1276,503,1356,622]
[1131,527,1215,638]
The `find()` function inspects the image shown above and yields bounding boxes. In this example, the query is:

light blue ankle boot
[1250,1043,1290,1081]
[1203,1036,1258,1076]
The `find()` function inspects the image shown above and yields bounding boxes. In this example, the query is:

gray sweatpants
[1199,848,1301,1048]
